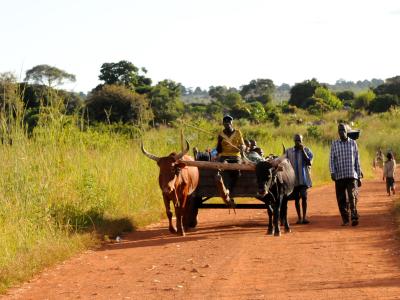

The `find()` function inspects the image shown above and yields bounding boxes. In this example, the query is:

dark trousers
[293,185,308,219]
[218,156,241,196]
[335,178,358,223]
[386,177,395,194]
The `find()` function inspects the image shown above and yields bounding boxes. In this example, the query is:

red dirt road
[3,171,400,300]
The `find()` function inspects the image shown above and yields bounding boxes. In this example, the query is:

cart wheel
[184,195,200,228]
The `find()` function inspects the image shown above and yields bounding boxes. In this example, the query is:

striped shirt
[329,138,361,180]
[285,147,313,187]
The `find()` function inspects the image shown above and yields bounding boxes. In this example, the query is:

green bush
[354,90,375,109]
[368,94,399,113]
[86,84,153,125]
[307,125,323,140]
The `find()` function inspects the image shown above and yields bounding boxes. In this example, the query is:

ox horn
[141,141,160,162]
[174,140,190,160]
[270,154,286,167]
[282,143,286,154]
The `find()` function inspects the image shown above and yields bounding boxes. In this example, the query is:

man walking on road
[285,134,313,224]
[330,124,362,226]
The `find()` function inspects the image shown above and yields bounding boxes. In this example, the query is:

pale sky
[1,0,399,93]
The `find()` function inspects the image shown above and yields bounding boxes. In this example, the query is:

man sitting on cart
[216,115,246,206]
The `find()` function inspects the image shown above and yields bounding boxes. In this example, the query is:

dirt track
[3,170,400,300]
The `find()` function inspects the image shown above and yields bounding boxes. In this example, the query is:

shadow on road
[307,276,400,291]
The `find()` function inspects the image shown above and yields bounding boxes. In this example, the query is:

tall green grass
[0,125,171,292]
[0,89,174,291]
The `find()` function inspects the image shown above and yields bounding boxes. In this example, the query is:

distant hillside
[180,78,385,104]
[180,86,211,104]
[181,94,212,104]
[325,78,384,93]
[272,79,385,103]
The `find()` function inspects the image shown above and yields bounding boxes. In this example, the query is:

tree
[288,78,321,108]
[86,84,153,124]
[0,72,17,84]
[0,72,19,116]
[307,97,332,115]
[248,101,266,123]
[24,65,76,87]
[230,102,251,120]
[0,72,18,105]
[221,92,243,107]
[313,87,343,110]
[385,76,400,85]
[150,80,184,123]
[274,83,291,103]
[208,86,229,100]
[185,103,207,117]
[368,94,399,113]
[180,85,190,96]
[373,75,400,98]
[98,60,152,93]
[264,104,280,127]
[276,83,291,92]
[240,79,275,104]
[205,102,223,119]
[327,78,384,93]
[208,86,238,102]
[336,90,354,101]
[354,90,375,109]
[193,87,203,95]
[16,83,83,112]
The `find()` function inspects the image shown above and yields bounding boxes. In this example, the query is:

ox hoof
[169,227,177,234]
[284,227,291,233]
[178,231,186,237]
[274,231,281,237]
[267,228,274,235]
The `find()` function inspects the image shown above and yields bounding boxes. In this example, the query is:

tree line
[1,61,399,132]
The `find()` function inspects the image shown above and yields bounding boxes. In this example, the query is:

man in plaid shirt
[329,123,362,226]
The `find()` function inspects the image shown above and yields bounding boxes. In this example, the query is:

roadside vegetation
[0,63,399,292]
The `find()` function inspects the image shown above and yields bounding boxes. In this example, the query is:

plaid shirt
[329,138,361,180]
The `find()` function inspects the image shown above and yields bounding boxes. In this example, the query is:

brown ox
[141,141,199,236]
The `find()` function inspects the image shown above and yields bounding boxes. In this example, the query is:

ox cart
[141,139,293,236]
[182,160,267,228]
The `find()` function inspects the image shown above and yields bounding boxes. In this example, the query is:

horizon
[1,0,399,93]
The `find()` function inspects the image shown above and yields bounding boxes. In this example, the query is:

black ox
[255,157,295,236]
